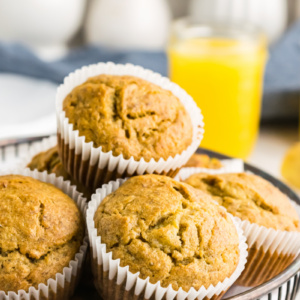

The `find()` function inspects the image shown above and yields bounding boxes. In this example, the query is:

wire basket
[0,136,299,300]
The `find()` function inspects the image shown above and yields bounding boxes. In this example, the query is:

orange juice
[168,28,267,159]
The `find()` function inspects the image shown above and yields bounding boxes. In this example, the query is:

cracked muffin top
[184,153,223,169]
[0,175,84,293]
[94,174,240,291]
[63,75,193,161]
[27,146,93,199]
[184,173,300,231]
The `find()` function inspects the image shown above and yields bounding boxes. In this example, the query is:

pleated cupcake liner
[178,167,300,287]
[20,135,57,168]
[86,178,248,300]
[19,135,94,200]
[0,168,88,300]
[236,204,300,287]
[56,62,204,190]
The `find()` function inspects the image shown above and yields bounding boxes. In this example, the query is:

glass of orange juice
[168,20,267,159]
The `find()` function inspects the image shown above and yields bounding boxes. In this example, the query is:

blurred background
[1,0,300,190]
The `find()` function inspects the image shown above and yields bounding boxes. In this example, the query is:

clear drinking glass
[168,19,267,159]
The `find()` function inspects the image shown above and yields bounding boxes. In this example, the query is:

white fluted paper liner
[0,168,88,300]
[87,178,248,300]
[237,202,300,286]
[56,62,204,185]
[239,201,300,256]
[20,135,57,168]
[174,159,244,181]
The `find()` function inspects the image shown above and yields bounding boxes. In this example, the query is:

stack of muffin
[1,63,299,300]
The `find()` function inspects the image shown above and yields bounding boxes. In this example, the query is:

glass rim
[172,17,265,41]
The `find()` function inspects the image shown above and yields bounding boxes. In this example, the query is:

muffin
[184,153,223,169]
[27,145,93,199]
[27,146,70,179]
[184,172,300,286]
[0,174,85,295]
[88,175,247,300]
[63,75,193,162]
[56,63,204,190]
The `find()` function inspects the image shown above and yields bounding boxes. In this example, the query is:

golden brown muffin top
[27,147,93,199]
[27,146,71,180]
[0,175,84,293]
[63,75,193,162]
[184,153,223,169]
[184,172,300,231]
[94,174,240,291]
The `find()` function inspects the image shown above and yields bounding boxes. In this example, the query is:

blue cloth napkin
[0,44,168,83]
[264,21,300,94]
[1,20,300,120]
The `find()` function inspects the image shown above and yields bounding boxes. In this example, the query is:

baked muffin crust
[184,172,300,231]
[27,146,70,180]
[63,75,193,161]
[0,175,84,293]
[184,153,223,169]
[27,146,93,198]
[94,174,240,291]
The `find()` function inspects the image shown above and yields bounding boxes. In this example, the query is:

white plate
[0,73,57,140]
